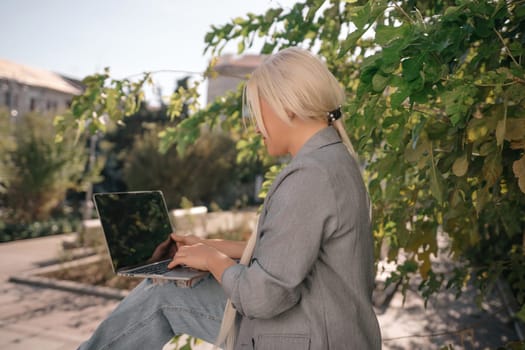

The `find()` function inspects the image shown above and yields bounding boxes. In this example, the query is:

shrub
[0,216,80,242]
[0,110,98,224]
[122,127,244,209]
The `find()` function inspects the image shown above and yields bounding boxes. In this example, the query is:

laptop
[93,190,209,288]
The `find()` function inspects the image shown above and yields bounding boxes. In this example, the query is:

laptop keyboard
[132,261,170,275]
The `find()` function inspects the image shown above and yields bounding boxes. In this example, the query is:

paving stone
[376,280,517,349]
[0,328,22,347]
[1,334,67,350]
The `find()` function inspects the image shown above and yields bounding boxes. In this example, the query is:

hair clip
[327,106,342,125]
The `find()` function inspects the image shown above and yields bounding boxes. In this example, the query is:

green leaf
[402,58,421,82]
[349,3,371,30]
[405,131,429,163]
[375,24,408,46]
[482,152,502,187]
[386,125,404,148]
[430,169,444,203]
[474,17,492,38]
[516,304,525,323]
[473,187,490,215]
[372,73,389,92]
[383,115,403,128]
[444,6,460,17]
[105,89,118,116]
[468,227,480,245]
[264,8,283,22]
[495,119,506,146]
[237,41,245,54]
[429,145,444,203]
[513,156,525,193]
[232,17,244,25]
[391,90,409,109]
[338,29,365,58]
[399,259,418,273]
[305,1,322,21]
[452,153,469,177]
[425,120,449,140]
[261,41,277,54]
[379,45,403,75]
[505,118,525,141]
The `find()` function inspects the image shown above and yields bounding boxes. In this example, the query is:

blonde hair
[215,47,358,349]
[243,47,357,158]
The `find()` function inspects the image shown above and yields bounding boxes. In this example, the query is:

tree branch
[393,4,415,24]
[493,28,520,66]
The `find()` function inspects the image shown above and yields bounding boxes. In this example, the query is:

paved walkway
[0,233,521,349]
[0,234,119,350]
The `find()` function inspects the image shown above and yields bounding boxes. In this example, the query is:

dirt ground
[39,258,142,290]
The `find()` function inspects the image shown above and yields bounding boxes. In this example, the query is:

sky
[0,0,298,102]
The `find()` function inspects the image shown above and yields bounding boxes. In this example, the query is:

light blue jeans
[78,276,227,350]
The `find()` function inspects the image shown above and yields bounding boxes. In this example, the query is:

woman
[79,47,381,350]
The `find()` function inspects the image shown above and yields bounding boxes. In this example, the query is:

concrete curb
[34,246,97,267]
[9,255,129,300]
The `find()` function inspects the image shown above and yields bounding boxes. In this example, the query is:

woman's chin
[267,149,286,157]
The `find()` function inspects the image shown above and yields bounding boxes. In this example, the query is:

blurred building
[206,54,265,104]
[0,58,82,118]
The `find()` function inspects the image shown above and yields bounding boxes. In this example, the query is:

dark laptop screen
[93,191,174,272]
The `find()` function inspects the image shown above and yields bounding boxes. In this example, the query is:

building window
[30,98,36,111]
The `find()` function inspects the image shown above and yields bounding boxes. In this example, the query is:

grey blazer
[222,127,381,349]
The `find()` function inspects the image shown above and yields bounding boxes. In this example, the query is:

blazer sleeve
[221,163,338,319]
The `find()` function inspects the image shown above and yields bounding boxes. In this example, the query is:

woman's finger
[170,233,184,242]
[168,255,184,269]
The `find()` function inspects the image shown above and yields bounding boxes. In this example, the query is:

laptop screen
[93,191,175,272]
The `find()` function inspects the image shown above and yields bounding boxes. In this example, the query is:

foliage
[55,0,525,329]
[163,335,202,350]
[122,126,247,210]
[355,0,524,311]
[54,71,267,206]
[95,103,172,193]
[0,108,16,195]
[203,0,525,314]
[53,68,149,141]
[0,110,101,223]
[0,216,80,242]
[94,77,195,194]
[439,340,525,350]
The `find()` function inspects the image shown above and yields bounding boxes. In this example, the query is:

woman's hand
[148,235,178,263]
[168,243,237,283]
[170,233,202,249]
[173,233,247,259]
[168,243,216,271]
